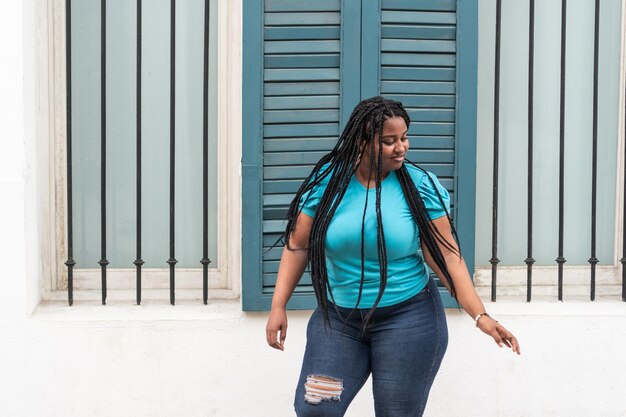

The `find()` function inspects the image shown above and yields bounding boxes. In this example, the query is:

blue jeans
[294,277,448,417]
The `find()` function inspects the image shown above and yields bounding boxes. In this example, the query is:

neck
[355,162,389,189]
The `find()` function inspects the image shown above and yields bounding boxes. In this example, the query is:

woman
[266,96,520,417]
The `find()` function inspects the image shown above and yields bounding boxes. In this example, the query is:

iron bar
[525,0,536,302]
[490,0,502,302]
[65,0,75,306]
[588,0,600,301]
[623,50,626,302]
[134,0,144,305]
[98,0,109,305]
[201,0,212,304]
[556,0,567,301]
[167,0,178,305]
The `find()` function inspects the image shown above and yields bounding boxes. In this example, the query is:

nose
[394,139,404,153]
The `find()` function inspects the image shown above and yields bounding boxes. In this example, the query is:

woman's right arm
[265,212,313,351]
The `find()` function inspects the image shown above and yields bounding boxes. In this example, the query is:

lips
[392,155,405,161]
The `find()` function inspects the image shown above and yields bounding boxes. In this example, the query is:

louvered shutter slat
[261,3,342,301]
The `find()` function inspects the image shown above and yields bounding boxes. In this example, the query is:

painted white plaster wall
[0,302,624,417]
[2,1,626,417]
[0,0,44,321]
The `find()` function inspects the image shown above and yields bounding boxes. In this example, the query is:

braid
[397,161,461,298]
[279,96,462,331]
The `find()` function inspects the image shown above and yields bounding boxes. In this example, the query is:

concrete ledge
[476,300,626,316]
[30,299,244,323]
[29,297,626,324]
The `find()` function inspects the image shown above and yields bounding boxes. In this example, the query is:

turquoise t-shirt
[298,163,451,309]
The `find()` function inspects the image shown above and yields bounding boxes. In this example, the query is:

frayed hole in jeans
[304,375,343,405]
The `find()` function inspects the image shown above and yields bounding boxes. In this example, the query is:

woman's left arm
[420,216,521,355]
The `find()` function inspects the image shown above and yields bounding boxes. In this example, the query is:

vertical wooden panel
[243,0,478,310]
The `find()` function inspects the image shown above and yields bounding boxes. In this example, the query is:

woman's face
[360,116,409,175]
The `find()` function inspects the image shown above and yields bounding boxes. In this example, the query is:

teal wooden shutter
[374,0,462,306]
[262,0,343,310]
[243,0,347,310]
[359,1,457,187]
[242,0,477,311]
[358,0,477,307]
[379,0,457,182]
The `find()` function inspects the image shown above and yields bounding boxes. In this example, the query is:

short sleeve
[298,185,322,218]
[297,163,332,218]
[418,171,451,220]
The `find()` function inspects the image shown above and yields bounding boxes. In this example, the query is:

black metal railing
[64,0,75,306]
[490,0,502,303]
[64,0,624,305]
[524,0,536,302]
[98,0,109,305]
[556,0,567,301]
[64,0,212,306]
[623,35,626,302]
[134,0,144,305]
[623,90,626,301]
[167,0,177,305]
[201,0,213,303]
[490,0,623,302]
[589,0,601,301]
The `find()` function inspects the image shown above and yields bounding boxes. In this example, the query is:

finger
[498,328,520,354]
[496,326,513,347]
[497,327,518,351]
[280,326,287,344]
[267,328,286,351]
[510,336,521,355]
[500,334,512,348]
[490,330,503,347]
[267,330,277,347]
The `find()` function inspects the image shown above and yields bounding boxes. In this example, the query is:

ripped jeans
[294,277,448,417]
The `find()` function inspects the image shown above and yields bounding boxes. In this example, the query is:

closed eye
[383,137,408,145]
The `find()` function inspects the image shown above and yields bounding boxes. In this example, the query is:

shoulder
[309,162,334,189]
[301,162,334,200]
[298,162,334,217]
[404,163,430,186]
[403,163,448,199]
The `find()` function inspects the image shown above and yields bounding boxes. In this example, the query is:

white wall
[0,0,44,321]
[1,302,625,417]
[2,1,626,417]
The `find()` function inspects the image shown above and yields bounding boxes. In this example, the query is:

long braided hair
[283,96,461,328]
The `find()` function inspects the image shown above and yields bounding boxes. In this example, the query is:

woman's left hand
[477,317,521,355]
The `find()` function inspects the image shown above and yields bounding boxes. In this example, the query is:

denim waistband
[325,279,432,317]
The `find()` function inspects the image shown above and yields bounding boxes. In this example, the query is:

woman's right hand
[265,213,313,351]
[266,308,288,351]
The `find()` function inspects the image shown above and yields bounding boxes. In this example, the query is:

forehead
[382,116,407,136]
